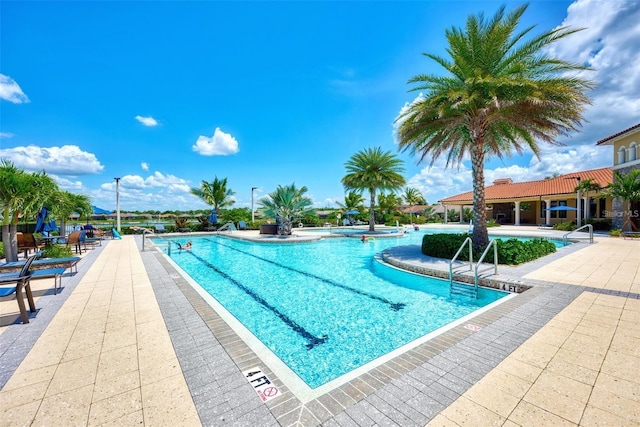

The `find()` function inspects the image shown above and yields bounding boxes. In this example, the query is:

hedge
[421,233,556,265]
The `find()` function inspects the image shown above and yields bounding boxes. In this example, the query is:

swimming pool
[153,235,508,390]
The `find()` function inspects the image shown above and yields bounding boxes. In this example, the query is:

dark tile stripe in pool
[185,250,328,349]
[204,237,406,311]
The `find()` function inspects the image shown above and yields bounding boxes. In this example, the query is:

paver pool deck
[0,226,638,426]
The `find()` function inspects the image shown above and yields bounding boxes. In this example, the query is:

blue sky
[1,0,639,213]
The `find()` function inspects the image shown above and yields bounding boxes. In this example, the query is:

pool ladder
[448,238,499,298]
[562,224,593,245]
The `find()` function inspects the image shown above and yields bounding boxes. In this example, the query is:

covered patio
[439,168,613,226]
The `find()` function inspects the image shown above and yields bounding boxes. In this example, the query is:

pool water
[155,234,508,389]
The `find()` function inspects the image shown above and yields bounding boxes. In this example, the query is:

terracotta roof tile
[596,123,640,145]
[439,167,612,203]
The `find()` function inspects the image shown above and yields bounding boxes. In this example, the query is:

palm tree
[342,147,406,232]
[575,178,602,221]
[190,176,235,217]
[0,161,58,261]
[50,191,92,238]
[378,193,402,216]
[602,169,640,231]
[395,4,593,249]
[403,187,425,224]
[258,183,315,235]
[336,191,365,213]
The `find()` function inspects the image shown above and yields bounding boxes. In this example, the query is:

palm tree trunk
[1,224,13,262]
[471,145,489,249]
[369,190,376,232]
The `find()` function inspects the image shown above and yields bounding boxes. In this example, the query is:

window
[630,142,637,162]
[618,146,627,164]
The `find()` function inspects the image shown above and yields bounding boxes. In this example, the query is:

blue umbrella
[545,206,578,211]
[35,207,50,233]
[44,220,57,233]
[345,210,360,215]
[208,209,217,224]
[92,205,111,215]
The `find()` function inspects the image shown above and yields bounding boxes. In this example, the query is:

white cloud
[0,132,14,138]
[135,115,158,127]
[549,0,640,143]
[192,127,239,156]
[49,174,85,192]
[93,170,205,211]
[0,145,104,175]
[141,162,149,171]
[0,74,29,103]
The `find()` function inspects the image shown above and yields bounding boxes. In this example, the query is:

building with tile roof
[596,123,640,229]
[439,167,612,226]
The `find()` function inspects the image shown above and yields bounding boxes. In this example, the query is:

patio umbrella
[43,219,57,233]
[92,205,111,215]
[35,207,50,233]
[545,206,578,211]
[345,210,360,215]
[208,209,217,224]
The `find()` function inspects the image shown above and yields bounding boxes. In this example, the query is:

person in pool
[177,241,192,250]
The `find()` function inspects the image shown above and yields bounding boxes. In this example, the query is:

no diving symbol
[242,367,282,403]
[262,387,278,398]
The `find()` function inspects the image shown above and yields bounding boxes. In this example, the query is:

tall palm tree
[342,147,406,232]
[575,178,602,221]
[395,4,593,248]
[403,187,425,224]
[258,183,315,235]
[190,176,235,216]
[602,169,640,231]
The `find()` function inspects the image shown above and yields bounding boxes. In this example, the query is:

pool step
[450,282,478,298]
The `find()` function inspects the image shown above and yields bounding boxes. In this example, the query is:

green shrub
[486,219,501,227]
[422,233,473,261]
[422,234,556,265]
[553,221,576,231]
[610,228,622,237]
[40,244,73,259]
[0,244,4,259]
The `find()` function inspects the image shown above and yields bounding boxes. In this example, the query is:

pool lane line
[183,250,328,350]
[204,238,406,311]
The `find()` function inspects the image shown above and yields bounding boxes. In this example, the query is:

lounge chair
[238,220,247,230]
[17,233,45,258]
[0,256,81,274]
[79,230,101,250]
[0,254,37,323]
[65,231,83,254]
[155,224,167,233]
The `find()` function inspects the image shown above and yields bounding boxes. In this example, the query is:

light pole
[114,177,121,232]
[251,187,257,224]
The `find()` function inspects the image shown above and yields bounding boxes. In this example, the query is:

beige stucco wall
[611,131,640,167]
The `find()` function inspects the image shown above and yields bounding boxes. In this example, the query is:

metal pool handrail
[449,236,473,281]
[475,239,498,288]
[563,223,593,244]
